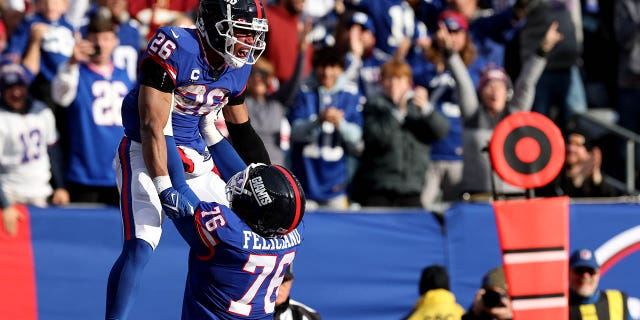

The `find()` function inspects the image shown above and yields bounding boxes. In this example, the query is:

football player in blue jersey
[105,0,273,318]
[162,161,306,320]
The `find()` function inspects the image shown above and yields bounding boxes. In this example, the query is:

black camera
[91,43,101,58]
[482,289,506,308]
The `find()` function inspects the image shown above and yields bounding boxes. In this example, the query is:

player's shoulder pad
[195,201,244,232]
[194,202,236,248]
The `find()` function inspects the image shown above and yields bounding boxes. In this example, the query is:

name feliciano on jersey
[242,229,302,251]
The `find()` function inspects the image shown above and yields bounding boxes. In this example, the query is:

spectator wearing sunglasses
[569,248,640,320]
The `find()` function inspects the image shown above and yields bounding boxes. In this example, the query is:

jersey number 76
[229,251,296,316]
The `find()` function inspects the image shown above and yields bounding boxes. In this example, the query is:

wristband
[152,175,172,194]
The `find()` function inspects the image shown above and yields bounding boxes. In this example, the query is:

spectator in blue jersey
[0,63,70,236]
[161,154,306,319]
[288,45,364,210]
[343,0,427,57]
[301,0,344,50]
[412,10,486,89]
[350,58,449,207]
[569,248,640,320]
[51,14,134,206]
[436,0,528,68]
[4,0,75,108]
[414,11,483,211]
[105,0,273,318]
[80,0,144,83]
[343,11,392,100]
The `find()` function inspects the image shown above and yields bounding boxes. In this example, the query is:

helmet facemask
[201,4,268,69]
[225,163,263,203]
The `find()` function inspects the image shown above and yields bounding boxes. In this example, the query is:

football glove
[159,187,195,219]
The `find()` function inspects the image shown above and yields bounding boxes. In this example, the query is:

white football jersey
[0,100,58,199]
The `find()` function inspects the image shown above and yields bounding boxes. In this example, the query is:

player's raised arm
[223,95,272,165]
[138,83,173,179]
[199,112,247,182]
[138,57,198,214]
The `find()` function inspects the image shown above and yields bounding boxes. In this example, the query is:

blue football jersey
[183,202,304,320]
[5,13,74,81]
[344,0,424,55]
[121,26,251,154]
[65,64,134,186]
[426,72,464,161]
[288,81,364,201]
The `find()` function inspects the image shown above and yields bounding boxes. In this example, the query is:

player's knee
[123,239,153,265]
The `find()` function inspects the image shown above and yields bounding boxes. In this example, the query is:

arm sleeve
[169,215,205,250]
[509,54,547,112]
[226,120,271,165]
[337,120,363,145]
[471,8,519,44]
[48,142,66,189]
[51,62,80,107]
[199,112,247,181]
[228,89,246,106]
[343,52,363,87]
[139,58,176,93]
[165,135,199,204]
[208,139,247,182]
[337,95,365,146]
[5,19,29,57]
[446,52,481,120]
[405,106,450,144]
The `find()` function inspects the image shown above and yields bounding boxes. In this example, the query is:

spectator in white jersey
[0,63,69,235]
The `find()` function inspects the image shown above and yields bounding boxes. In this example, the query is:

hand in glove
[159,187,195,219]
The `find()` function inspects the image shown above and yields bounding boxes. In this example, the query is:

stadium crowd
[0,0,638,215]
[0,1,638,319]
